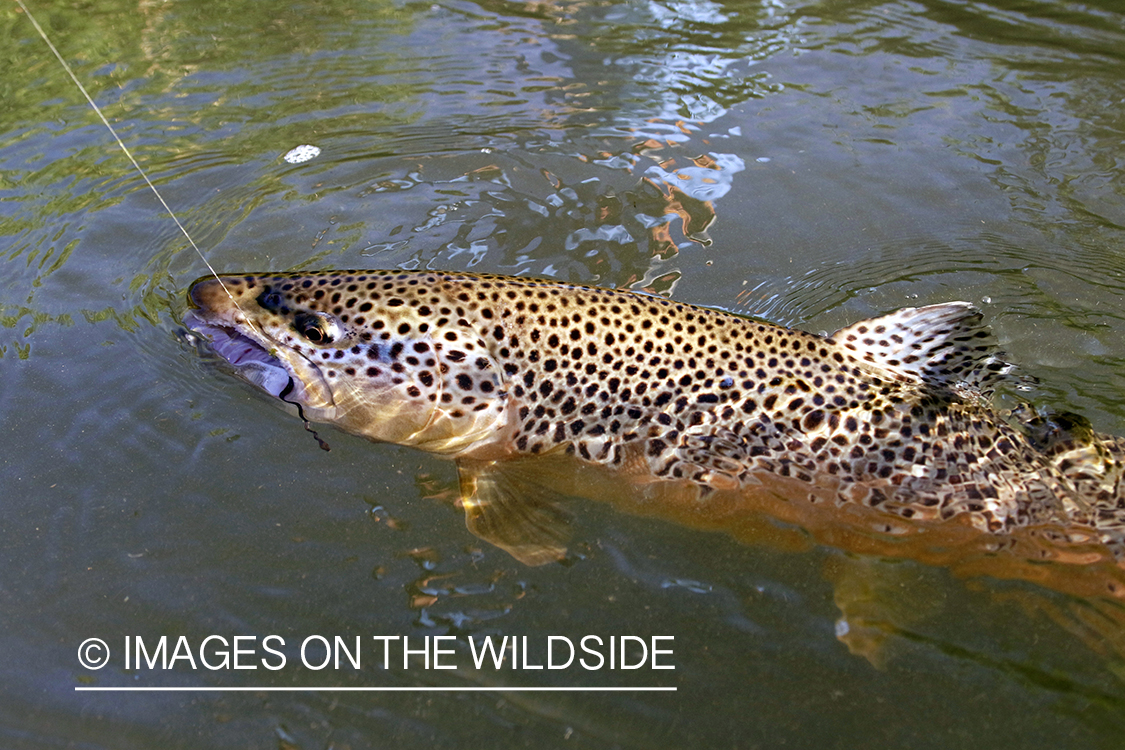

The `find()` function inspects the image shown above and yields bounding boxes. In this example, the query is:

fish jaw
[184,277,338,421]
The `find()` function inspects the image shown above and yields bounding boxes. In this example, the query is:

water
[3,0,1125,746]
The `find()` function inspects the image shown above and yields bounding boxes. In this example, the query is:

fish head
[183,271,511,455]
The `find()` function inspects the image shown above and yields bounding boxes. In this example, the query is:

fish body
[184,270,1125,565]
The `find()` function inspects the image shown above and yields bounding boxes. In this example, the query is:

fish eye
[294,312,343,345]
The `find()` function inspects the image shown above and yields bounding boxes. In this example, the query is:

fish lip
[182,310,329,405]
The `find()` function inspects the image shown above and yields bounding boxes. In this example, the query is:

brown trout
[182,270,1125,578]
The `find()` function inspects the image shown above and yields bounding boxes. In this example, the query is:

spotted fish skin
[185,270,1125,556]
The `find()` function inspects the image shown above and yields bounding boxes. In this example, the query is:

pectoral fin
[456,457,573,566]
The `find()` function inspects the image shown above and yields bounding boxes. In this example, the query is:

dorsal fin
[830,302,1014,395]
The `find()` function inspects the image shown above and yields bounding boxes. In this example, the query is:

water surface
[3,0,1125,747]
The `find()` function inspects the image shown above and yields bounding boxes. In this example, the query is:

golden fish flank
[184,270,1125,561]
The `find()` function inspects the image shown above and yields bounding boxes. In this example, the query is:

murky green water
[4,0,1125,746]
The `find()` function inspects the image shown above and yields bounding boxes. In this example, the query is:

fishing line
[279,378,332,452]
[21,0,329,454]
[15,0,252,327]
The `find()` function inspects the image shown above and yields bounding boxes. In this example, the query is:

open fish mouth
[182,311,293,398]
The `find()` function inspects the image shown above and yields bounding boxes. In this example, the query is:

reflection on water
[4,0,1125,746]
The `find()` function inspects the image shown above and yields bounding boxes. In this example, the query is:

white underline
[75,686,676,692]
